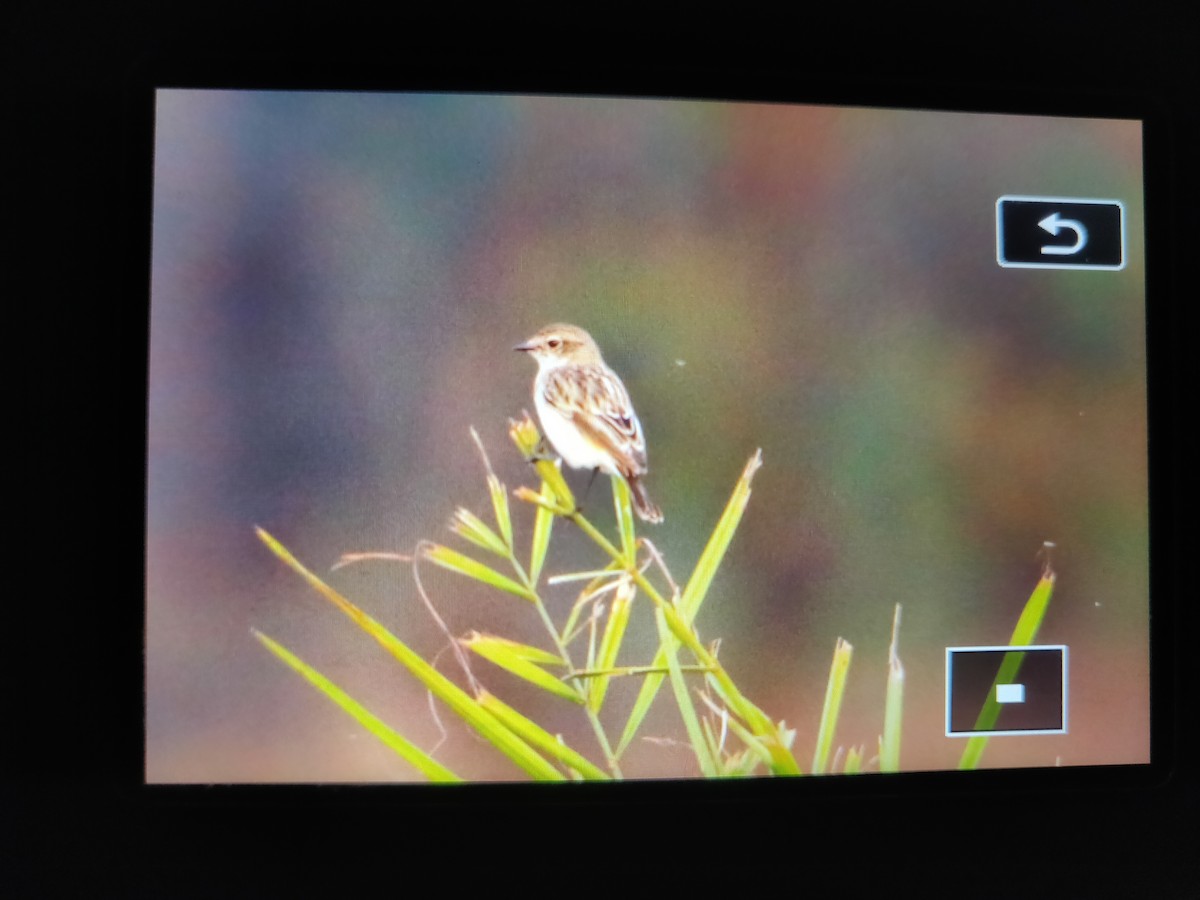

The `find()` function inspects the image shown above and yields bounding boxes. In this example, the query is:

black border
[14,6,1197,894]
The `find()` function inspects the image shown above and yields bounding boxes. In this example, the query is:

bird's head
[514,323,603,367]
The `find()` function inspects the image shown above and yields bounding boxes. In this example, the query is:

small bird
[514,323,663,523]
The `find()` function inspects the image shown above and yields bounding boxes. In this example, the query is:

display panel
[146,89,1150,783]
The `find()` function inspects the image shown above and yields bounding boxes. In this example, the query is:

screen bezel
[130,56,1182,810]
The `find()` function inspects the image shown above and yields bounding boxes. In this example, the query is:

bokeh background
[146,90,1148,782]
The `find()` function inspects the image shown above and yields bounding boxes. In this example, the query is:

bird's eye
[548,339,561,349]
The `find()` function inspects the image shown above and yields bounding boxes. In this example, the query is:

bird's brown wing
[542,365,648,475]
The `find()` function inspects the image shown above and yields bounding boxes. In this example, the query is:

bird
[514,323,663,523]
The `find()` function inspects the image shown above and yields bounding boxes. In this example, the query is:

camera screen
[146,90,1149,782]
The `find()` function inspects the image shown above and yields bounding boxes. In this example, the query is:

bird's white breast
[533,371,621,475]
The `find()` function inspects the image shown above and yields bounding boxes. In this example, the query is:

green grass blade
[959,565,1056,770]
[256,527,563,781]
[615,662,667,757]
[571,664,709,679]
[528,480,556,586]
[678,449,762,619]
[450,508,510,558]
[588,579,634,712]
[701,716,721,763]
[652,604,801,774]
[477,691,610,781]
[698,671,773,744]
[613,476,636,564]
[585,604,598,674]
[462,633,584,704]
[1009,566,1057,645]
[460,632,565,666]
[880,604,904,773]
[561,563,623,642]
[616,450,762,756]
[729,750,761,777]
[657,608,719,778]
[658,602,779,737]
[535,462,575,514]
[470,427,513,550]
[812,637,853,774]
[422,544,537,602]
[487,474,514,551]
[843,745,863,774]
[509,416,575,513]
[698,691,774,770]
[253,629,462,783]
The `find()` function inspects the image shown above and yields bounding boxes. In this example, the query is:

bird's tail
[626,475,664,524]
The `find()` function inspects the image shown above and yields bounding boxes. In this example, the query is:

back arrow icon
[1039,212,1088,255]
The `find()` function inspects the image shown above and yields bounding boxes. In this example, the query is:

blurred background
[146,90,1148,782]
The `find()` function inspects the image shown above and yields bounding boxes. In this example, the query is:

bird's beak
[513,339,535,352]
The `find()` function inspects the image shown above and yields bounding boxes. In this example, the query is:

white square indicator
[996,683,1025,704]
